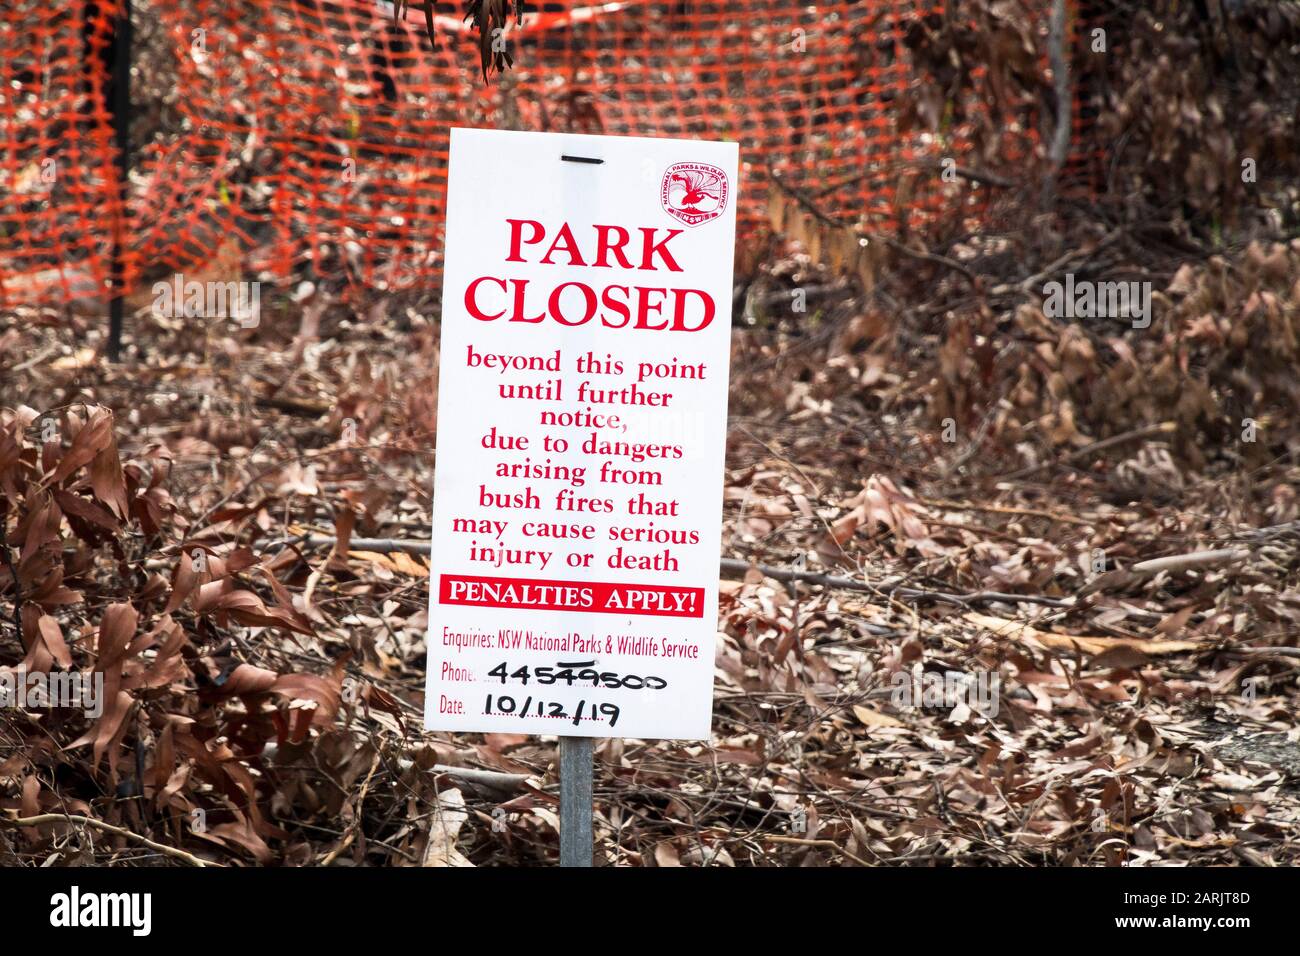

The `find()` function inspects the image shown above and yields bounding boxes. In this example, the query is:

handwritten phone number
[487,659,667,691]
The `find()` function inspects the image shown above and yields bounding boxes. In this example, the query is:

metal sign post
[558,736,593,867]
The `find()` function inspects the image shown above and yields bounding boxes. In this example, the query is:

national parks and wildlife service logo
[661,162,728,227]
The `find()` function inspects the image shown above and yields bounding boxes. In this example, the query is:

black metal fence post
[106,0,131,363]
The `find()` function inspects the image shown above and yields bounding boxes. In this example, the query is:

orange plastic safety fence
[1,0,1074,308]
[0,0,127,307]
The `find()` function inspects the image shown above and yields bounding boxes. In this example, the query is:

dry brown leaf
[852,704,906,730]
[421,788,473,867]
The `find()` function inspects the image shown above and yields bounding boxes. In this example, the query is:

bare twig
[990,227,1127,297]
[767,168,978,286]
[1001,421,1178,480]
[874,233,978,286]
[764,835,872,867]
[922,162,1015,189]
[319,751,382,866]
[2,812,218,867]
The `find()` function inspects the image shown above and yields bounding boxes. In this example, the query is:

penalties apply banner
[423,128,737,740]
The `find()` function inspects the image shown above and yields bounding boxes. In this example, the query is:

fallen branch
[917,498,1093,526]
[1131,548,1251,577]
[717,558,1072,608]
[752,280,852,308]
[1227,521,1300,541]
[425,762,530,794]
[816,162,1015,197]
[255,395,333,418]
[1,812,218,867]
[965,612,1201,655]
[297,535,432,554]
[12,344,59,373]
[1225,647,1300,660]
[270,537,1072,610]
[260,741,530,794]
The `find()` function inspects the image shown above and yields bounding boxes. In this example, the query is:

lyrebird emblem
[661,162,729,226]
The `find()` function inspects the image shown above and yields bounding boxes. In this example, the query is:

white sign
[423,128,737,740]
